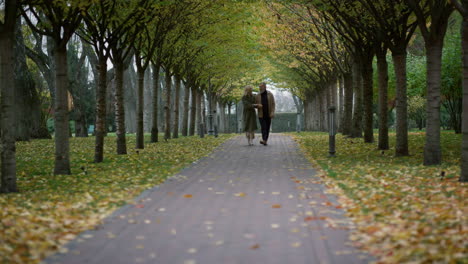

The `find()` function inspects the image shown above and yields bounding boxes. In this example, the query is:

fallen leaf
[184,194,193,198]
[272,204,282,208]
[250,244,260,250]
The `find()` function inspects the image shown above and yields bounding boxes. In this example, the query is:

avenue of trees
[0,0,467,194]
[261,0,468,182]
[0,0,266,193]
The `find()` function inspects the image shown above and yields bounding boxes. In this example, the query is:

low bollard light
[328,106,336,157]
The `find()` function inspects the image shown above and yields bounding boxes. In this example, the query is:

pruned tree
[358,0,417,151]
[79,0,144,161]
[21,0,92,174]
[405,0,454,165]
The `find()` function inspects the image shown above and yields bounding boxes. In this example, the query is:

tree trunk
[144,68,152,133]
[0,1,18,192]
[53,46,71,175]
[228,103,232,133]
[461,14,468,182]
[189,86,197,136]
[219,102,226,133]
[115,62,127,154]
[151,63,160,143]
[14,18,34,141]
[361,50,374,143]
[200,90,206,133]
[136,66,145,149]
[173,75,181,138]
[196,88,202,134]
[337,77,344,133]
[376,47,389,150]
[342,72,353,136]
[351,59,363,138]
[393,52,409,156]
[424,38,444,165]
[164,68,172,140]
[182,81,190,136]
[304,91,313,131]
[124,63,137,133]
[47,37,57,100]
[74,108,88,137]
[94,56,108,163]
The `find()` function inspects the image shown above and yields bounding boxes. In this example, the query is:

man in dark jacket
[256,82,275,145]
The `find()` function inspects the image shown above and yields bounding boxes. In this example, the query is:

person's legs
[259,118,271,145]
[259,118,267,142]
[264,117,272,142]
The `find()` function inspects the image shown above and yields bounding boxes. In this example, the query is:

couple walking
[242,82,275,146]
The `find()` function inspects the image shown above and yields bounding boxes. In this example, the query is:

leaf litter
[0,134,234,264]
[293,132,467,263]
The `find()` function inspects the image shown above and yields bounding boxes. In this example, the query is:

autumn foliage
[0,134,233,263]
[294,132,467,263]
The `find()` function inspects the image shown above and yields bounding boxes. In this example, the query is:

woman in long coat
[242,85,258,146]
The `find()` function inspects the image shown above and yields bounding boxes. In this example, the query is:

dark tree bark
[53,45,71,175]
[110,46,134,154]
[115,61,127,153]
[337,77,344,133]
[94,57,108,163]
[351,59,363,138]
[0,0,19,193]
[136,64,145,149]
[182,80,190,136]
[164,67,172,140]
[172,74,181,138]
[342,72,353,136]
[151,63,160,143]
[197,89,204,133]
[361,49,375,143]
[393,52,409,156]
[189,85,197,136]
[424,39,445,164]
[461,5,468,182]
[376,45,389,150]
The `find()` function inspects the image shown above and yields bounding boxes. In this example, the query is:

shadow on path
[46,134,373,264]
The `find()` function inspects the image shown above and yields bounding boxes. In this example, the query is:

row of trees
[0,0,267,193]
[262,0,467,182]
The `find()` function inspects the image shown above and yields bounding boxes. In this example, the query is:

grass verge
[0,134,234,263]
[293,131,467,264]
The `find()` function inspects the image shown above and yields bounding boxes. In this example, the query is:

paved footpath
[46,134,373,264]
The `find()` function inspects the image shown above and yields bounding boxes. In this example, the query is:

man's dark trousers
[259,117,271,142]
